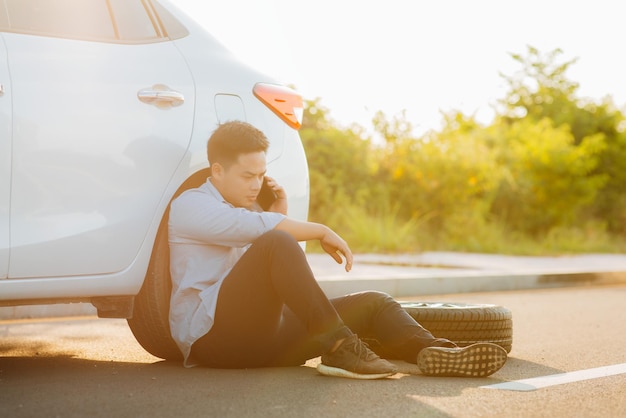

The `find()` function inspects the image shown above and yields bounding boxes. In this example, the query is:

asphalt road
[1,284,625,418]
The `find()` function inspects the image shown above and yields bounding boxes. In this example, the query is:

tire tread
[401,302,513,353]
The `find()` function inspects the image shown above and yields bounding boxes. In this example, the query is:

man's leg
[191,230,351,368]
[329,291,455,362]
[268,291,453,365]
[337,292,508,377]
[190,230,397,379]
[271,291,508,378]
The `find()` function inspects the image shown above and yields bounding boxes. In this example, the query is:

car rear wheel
[400,301,513,353]
[127,223,182,361]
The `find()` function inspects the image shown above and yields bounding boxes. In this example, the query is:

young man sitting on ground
[168,120,508,379]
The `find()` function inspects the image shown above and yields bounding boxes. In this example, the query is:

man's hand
[274,219,353,272]
[264,176,288,215]
[320,229,353,272]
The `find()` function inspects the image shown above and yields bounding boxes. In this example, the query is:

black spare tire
[400,301,513,353]
[127,222,182,361]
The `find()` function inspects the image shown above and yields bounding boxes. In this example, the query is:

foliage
[498,46,581,128]
[300,99,374,224]
[300,46,626,254]
[374,111,500,232]
[499,46,626,233]
[327,204,424,253]
[491,118,606,234]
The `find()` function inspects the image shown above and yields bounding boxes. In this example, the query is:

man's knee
[366,290,396,305]
[347,290,396,307]
[254,229,299,249]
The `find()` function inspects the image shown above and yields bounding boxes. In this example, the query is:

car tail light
[253,83,303,130]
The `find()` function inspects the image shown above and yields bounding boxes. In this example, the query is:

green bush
[299,47,626,255]
[491,118,607,234]
[300,99,375,224]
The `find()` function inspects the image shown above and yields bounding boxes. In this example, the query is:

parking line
[481,363,626,392]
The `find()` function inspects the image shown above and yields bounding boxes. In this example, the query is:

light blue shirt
[168,178,286,366]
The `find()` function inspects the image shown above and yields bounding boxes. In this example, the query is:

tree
[499,46,626,233]
[499,46,580,130]
[491,118,606,233]
[373,110,500,234]
[300,98,374,223]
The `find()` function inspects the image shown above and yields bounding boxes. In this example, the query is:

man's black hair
[207,121,269,168]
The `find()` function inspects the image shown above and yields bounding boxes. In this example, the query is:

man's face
[213,151,267,208]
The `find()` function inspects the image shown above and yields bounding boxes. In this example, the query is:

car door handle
[0,84,4,97]
[137,84,184,108]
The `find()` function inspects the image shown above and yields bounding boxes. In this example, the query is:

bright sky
[171,0,625,136]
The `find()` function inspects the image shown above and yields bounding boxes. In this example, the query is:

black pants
[191,230,447,368]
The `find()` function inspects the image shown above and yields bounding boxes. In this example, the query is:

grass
[307,206,626,255]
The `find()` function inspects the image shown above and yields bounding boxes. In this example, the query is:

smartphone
[257,177,277,210]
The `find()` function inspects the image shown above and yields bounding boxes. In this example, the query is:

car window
[108,0,159,41]
[152,0,189,40]
[2,0,116,41]
[0,4,8,28]
[0,0,187,44]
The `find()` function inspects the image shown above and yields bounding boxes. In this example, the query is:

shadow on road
[0,316,571,418]
[0,351,564,418]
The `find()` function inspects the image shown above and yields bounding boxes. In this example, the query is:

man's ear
[211,162,224,179]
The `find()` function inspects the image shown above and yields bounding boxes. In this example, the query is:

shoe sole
[417,343,507,378]
[317,364,396,380]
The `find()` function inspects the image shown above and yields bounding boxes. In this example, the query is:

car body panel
[0,35,10,279]
[0,0,309,304]
[5,32,195,279]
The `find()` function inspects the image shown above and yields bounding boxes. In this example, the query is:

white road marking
[481,363,626,392]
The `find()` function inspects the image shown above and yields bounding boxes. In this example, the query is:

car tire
[127,223,182,361]
[400,301,513,353]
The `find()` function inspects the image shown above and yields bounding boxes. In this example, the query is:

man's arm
[275,218,353,272]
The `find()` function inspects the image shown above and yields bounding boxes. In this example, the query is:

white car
[0,0,309,360]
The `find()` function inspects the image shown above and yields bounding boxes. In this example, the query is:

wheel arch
[125,168,211,360]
